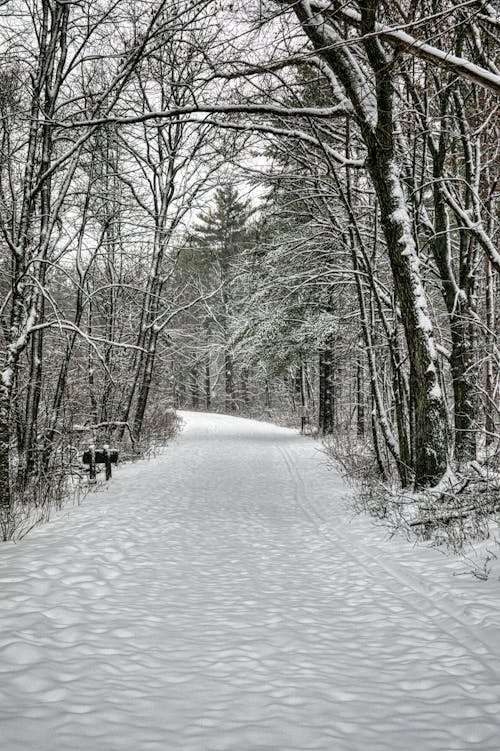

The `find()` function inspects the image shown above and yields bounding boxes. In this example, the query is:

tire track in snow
[277,442,500,680]
[1,412,499,751]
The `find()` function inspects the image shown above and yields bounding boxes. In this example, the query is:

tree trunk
[449,313,477,462]
[432,158,477,463]
[224,350,235,411]
[0,384,11,514]
[22,324,44,482]
[190,365,200,409]
[241,368,249,410]
[205,357,211,410]
[366,156,448,486]
[264,379,271,410]
[484,256,496,445]
[356,348,365,438]
[291,0,449,487]
[132,332,159,442]
[319,339,335,435]
[389,330,412,485]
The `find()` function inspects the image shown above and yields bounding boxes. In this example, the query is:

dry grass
[324,430,500,572]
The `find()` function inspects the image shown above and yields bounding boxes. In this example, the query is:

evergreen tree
[190,185,252,411]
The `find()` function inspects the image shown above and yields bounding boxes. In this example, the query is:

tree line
[0,0,498,534]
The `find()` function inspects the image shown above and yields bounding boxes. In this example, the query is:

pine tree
[191,185,252,411]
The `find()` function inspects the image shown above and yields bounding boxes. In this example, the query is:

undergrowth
[1,408,182,542]
[324,430,500,576]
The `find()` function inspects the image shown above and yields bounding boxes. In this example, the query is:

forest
[0,0,498,541]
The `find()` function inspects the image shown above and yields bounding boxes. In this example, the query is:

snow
[1,411,500,751]
[388,166,441,370]
[428,381,443,400]
[331,3,500,95]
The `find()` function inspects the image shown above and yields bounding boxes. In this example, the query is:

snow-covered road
[1,412,500,751]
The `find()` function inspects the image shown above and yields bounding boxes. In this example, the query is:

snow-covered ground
[1,411,500,751]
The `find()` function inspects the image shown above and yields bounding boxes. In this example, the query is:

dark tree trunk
[371,393,387,480]
[224,351,235,411]
[389,331,412,486]
[293,365,303,412]
[23,322,44,482]
[291,0,449,487]
[449,313,477,462]
[432,156,477,464]
[319,339,335,435]
[0,387,11,515]
[241,368,249,410]
[356,349,365,438]
[264,379,271,410]
[132,332,159,441]
[177,379,186,408]
[484,257,496,445]
[190,365,199,409]
[205,357,211,410]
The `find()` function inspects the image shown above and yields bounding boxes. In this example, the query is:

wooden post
[88,444,96,481]
[103,444,112,481]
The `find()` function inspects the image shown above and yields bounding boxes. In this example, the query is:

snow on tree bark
[284,0,450,486]
[371,160,448,486]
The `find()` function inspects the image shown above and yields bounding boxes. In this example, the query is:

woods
[0,0,498,537]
